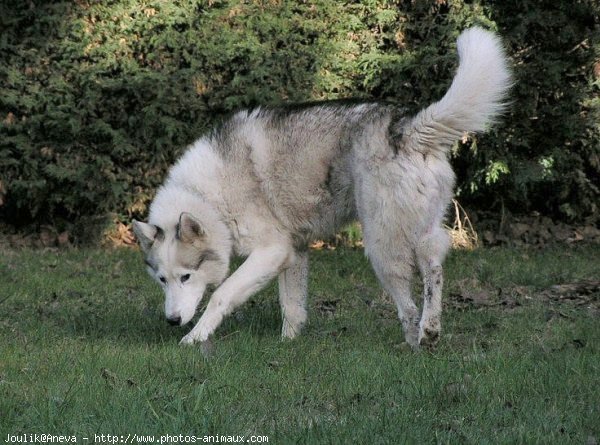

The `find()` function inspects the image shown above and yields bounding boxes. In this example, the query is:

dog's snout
[167,316,182,326]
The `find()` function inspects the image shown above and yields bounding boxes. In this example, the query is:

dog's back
[205,102,395,242]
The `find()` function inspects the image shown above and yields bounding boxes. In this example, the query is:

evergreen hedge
[1,0,598,232]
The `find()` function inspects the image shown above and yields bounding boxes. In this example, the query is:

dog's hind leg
[415,227,450,347]
[361,221,420,348]
[278,250,309,339]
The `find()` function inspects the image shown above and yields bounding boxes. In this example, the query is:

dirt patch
[447,278,600,314]
[447,278,521,310]
[470,212,600,247]
[0,225,72,249]
[540,280,600,309]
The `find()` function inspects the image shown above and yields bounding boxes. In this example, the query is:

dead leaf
[39,228,56,247]
[100,368,118,386]
[511,285,533,300]
[316,299,339,316]
[267,361,281,370]
[566,230,584,243]
[546,280,600,300]
[57,231,70,247]
[539,280,600,312]
[310,240,326,250]
[449,278,494,308]
[104,221,136,247]
[3,112,16,125]
[593,61,600,79]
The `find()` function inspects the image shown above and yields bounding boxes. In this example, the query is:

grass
[1,244,599,444]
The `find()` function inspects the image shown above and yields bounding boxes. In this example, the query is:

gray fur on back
[207,102,397,244]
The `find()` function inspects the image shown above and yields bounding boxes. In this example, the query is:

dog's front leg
[279,250,309,339]
[180,244,294,346]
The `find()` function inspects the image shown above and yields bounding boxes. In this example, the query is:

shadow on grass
[20,280,287,347]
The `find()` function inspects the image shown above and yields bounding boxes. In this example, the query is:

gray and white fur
[133,27,512,349]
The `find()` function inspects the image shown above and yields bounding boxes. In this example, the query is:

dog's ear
[132,220,163,252]
[177,212,205,244]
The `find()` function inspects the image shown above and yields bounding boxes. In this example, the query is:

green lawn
[1,245,598,444]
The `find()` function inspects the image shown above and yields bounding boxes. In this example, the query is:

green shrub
[1,0,598,232]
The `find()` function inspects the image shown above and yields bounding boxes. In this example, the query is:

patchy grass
[1,245,598,444]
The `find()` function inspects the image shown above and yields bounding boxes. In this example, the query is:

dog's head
[133,212,230,326]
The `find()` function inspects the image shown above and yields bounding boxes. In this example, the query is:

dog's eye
[181,274,191,283]
[159,276,167,284]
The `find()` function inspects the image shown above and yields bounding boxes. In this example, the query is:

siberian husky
[133,27,511,349]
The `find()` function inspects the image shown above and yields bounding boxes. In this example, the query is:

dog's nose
[166,316,182,326]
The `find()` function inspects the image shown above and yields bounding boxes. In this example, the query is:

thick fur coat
[133,27,512,349]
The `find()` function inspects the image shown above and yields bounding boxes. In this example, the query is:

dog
[133,27,511,349]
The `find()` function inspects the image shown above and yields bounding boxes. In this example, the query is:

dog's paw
[418,322,441,349]
[180,334,214,357]
[402,324,419,351]
[179,333,199,346]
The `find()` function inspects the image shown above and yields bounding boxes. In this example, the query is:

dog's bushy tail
[403,27,512,154]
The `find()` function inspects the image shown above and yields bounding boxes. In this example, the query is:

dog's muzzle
[166,316,182,326]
